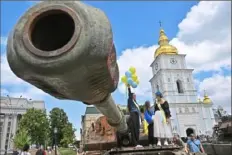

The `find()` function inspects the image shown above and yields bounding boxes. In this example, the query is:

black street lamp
[54,127,58,155]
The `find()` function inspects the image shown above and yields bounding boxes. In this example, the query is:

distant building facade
[80,106,102,150]
[80,105,127,150]
[0,96,45,155]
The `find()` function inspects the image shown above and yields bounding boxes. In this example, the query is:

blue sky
[1,1,231,139]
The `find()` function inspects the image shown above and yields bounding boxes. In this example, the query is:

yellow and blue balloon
[121,66,139,88]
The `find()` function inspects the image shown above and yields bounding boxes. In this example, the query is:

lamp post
[54,127,58,155]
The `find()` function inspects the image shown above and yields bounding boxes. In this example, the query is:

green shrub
[13,128,31,150]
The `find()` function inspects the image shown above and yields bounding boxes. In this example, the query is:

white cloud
[177,1,231,44]
[117,1,231,110]
[1,88,9,96]
[1,53,48,100]
[8,86,48,100]
[75,130,80,141]
[173,1,231,72]
[198,74,231,113]
[1,37,7,46]
[1,54,25,85]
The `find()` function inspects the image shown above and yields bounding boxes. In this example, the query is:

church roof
[84,104,127,115]
[85,106,101,114]
[202,90,212,104]
[154,26,178,58]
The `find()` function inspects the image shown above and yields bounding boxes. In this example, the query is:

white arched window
[176,79,184,93]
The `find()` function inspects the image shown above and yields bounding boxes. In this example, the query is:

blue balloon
[125,71,132,78]
[127,78,133,85]
[131,82,137,88]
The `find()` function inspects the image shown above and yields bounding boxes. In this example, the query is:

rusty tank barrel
[7,1,127,133]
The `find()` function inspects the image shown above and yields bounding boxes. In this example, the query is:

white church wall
[196,104,212,135]
[177,112,199,137]
[203,106,215,135]
[169,103,212,137]
[151,56,161,75]
[170,107,182,134]
[159,54,187,70]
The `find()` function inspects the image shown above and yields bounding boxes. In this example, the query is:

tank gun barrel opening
[30,10,74,51]
[23,6,81,57]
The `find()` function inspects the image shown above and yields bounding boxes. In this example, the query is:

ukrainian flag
[143,120,148,135]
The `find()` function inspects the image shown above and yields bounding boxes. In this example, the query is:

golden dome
[154,28,178,58]
[203,90,212,104]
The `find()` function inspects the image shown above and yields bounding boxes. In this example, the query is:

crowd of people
[126,84,205,154]
[12,144,49,155]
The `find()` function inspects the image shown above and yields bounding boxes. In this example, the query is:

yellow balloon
[129,67,136,74]
[132,74,138,81]
[121,76,127,83]
[135,80,139,85]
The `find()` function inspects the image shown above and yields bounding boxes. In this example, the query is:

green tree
[139,105,144,113]
[49,108,69,146]
[13,128,31,150]
[60,122,76,147]
[18,108,49,145]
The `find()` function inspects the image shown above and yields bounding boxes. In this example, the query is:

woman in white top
[153,91,173,146]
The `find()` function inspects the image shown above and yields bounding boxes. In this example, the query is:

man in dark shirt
[127,85,142,147]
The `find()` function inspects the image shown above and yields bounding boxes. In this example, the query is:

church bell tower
[149,26,198,104]
[149,24,215,137]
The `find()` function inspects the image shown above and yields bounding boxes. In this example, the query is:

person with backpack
[186,133,205,153]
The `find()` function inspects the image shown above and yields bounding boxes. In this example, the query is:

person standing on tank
[127,84,142,148]
[153,91,173,146]
[144,101,156,147]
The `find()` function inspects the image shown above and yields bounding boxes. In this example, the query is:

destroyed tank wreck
[7,1,210,154]
[81,114,189,155]
[202,117,232,155]
[212,117,232,142]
